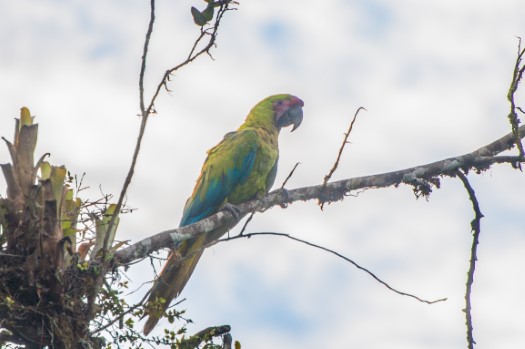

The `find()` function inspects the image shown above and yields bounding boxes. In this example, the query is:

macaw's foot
[221,203,242,221]
[274,187,290,208]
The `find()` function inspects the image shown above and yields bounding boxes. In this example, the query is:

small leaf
[33,153,50,185]
[40,161,52,180]
[77,261,89,271]
[125,317,135,328]
[20,107,33,127]
[62,190,81,241]
[65,187,74,201]
[50,165,67,209]
[201,3,215,22]
[191,6,208,26]
[5,296,15,308]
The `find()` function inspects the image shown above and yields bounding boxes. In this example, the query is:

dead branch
[217,231,447,304]
[320,107,365,209]
[113,123,525,266]
[457,170,483,349]
[144,1,234,116]
[87,0,235,319]
[178,325,231,349]
[100,0,234,256]
[323,107,366,185]
[281,162,301,189]
[139,0,156,116]
[507,37,525,158]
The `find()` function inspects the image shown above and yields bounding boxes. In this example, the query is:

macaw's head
[242,94,304,133]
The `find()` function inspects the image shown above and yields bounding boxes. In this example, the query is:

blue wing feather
[180,131,258,226]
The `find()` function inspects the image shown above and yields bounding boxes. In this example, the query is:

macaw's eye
[276,100,283,106]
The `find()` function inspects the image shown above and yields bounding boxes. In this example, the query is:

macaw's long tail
[143,236,205,336]
[143,220,233,335]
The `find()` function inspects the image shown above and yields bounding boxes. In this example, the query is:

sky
[1,1,525,348]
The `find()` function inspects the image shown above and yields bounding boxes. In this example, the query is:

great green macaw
[143,94,304,335]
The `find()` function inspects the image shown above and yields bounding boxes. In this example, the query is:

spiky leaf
[20,107,33,127]
[49,165,66,211]
[90,204,120,259]
[39,161,52,180]
[16,124,38,195]
[62,189,81,241]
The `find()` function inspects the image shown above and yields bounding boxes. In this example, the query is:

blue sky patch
[355,0,393,38]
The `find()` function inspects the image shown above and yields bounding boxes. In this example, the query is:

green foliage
[0,108,128,347]
[94,279,236,349]
[0,108,237,348]
[97,280,192,349]
[191,0,232,26]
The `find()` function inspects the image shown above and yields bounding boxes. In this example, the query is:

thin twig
[139,0,156,116]
[144,2,233,116]
[218,231,447,305]
[91,293,186,335]
[323,107,366,186]
[88,0,234,319]
[320,107,365,209]
[240,162,301,235]
[506,37,525,159]
[238,212,254,236]
[0,252,24,258]
[281,162,301,189]
[456,170,483,349]
[113,154,525,266]
[87,0,158,320]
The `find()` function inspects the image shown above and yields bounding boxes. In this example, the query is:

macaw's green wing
[180,129,258,226]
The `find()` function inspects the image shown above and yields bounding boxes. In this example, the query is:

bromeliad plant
[0,108,120,348]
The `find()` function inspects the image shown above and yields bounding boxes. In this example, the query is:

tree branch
[113,124,525,266]
[144,1,234,116]
[320,107,365,209]
[86,0,158,320]
[457,170,483,349]
[87,0,234,321]
[323,107,365,185]
[217,231,447,304]
[281,162,300,189]
[139,0,156,116]
[507,37,525,158]
[178,325,231,349]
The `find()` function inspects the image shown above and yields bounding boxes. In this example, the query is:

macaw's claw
[277,188,290,208]
[221,203,242,221]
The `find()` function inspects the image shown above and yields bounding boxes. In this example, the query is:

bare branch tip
[322,106,365,185]
[281,162,301,189]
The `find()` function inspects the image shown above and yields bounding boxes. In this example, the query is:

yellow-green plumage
[143,94,303,335]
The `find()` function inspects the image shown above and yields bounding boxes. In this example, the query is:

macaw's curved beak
[277,104,303,132]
